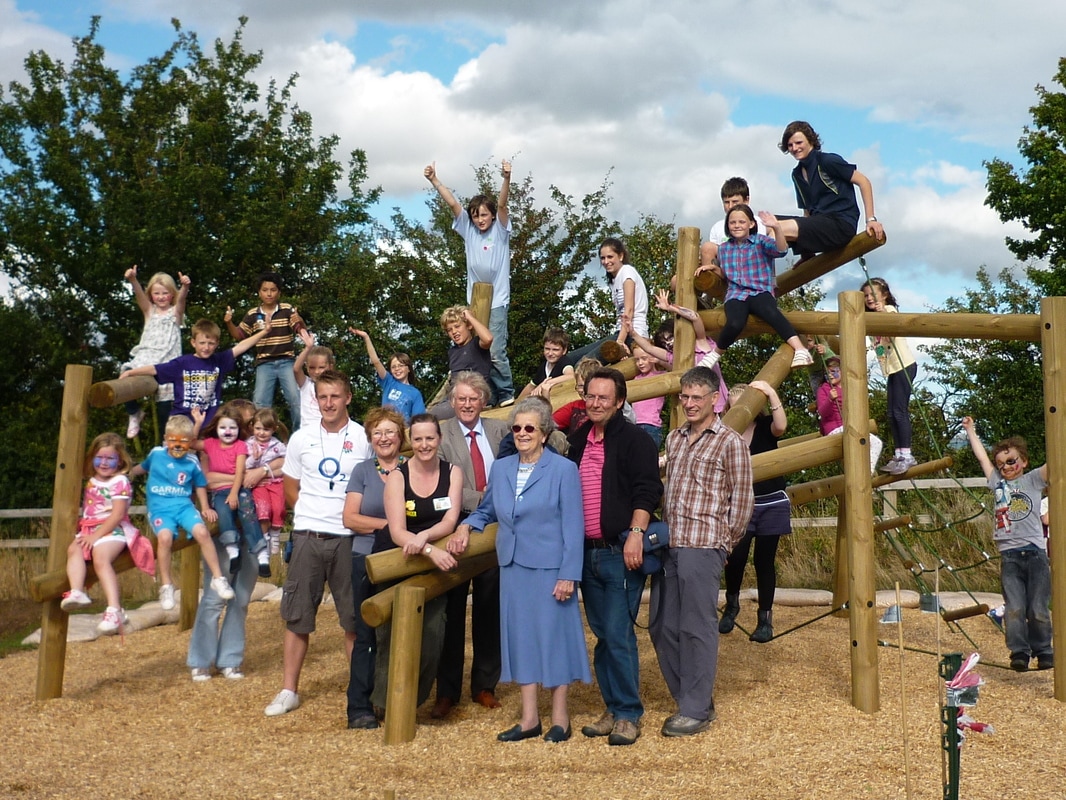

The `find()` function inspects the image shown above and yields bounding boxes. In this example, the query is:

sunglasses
[511,424,538,434]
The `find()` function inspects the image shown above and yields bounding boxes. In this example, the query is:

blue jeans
[582,545,646,721]
[211,488,266,554]
[1000,545,1053,661]
[187,537,258,669]
[488,305,514,404]
[254,357,301,429]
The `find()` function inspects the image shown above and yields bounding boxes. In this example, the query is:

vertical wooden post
[671,228,700,430]
[1039,297,1066,702]
[382,585,426,744]
[178,549,199,632]
[36,364,93,700]
[839,290,879,712]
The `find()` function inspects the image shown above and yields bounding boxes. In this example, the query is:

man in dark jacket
[567,367,662,746]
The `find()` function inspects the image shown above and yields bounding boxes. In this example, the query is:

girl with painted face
[61,433,156,635]
[200,410,271,577]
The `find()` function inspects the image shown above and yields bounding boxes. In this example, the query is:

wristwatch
[867,216,878,223]
[423,544,433,555]
[629,526,645,535]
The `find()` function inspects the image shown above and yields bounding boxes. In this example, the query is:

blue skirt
[500,563,591,687]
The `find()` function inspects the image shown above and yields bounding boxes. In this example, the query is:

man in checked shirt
[651,366,754,737]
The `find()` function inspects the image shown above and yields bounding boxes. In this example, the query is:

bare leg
[156,529,174,586]
[66,539,88,592]
[519,683,540,730]
[191,523,224,579]
[776,218,800,241]
[282,629,310,693]
[549,684,570,730]
[92,540,127,609]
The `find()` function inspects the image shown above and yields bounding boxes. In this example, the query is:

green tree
[0,17,378,505]
[985,57,1066,295]
[923,267,1044,466]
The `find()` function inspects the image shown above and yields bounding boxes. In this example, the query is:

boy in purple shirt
[121,319,266,426]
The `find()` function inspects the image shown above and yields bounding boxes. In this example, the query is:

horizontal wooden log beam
[698,309,1041,342]
[365,524,498,584]
[89,376,159,409]
[361,552,498,628]
[787,456,954,507]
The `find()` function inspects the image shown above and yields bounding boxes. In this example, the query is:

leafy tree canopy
[985,57,1066,296]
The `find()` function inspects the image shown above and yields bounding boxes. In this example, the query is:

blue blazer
[464,449,584,582]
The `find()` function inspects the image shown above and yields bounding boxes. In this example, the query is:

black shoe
[229,555,241,574]
[750,609,773,643]
[348,713,379,730]
[497,723,542,742]
[543,724,572,743]
[1010,657,1029,672]
[258,562,272,578]
[719,594,740,634]
[1036,656,1054,671]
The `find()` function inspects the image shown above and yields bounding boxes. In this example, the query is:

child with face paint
[61,433,156,634]
[131,416,234,610]
[200,411,271,577]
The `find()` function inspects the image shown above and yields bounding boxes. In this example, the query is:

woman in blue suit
[453,398,590,743]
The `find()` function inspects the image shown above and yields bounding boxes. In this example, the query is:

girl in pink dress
[61,433,155,634]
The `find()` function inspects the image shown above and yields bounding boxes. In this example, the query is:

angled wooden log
[361,552,498,628]
[751,433,842,484]
[89,375,159,409]
[775,233,887,297]
[365,524,498,585]
[786,456,954,507]
[720,345,795,433]
[698,309,1041,343]
[693,232,886,299]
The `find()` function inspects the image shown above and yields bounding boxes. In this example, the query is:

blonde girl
[61,433,155,634]
[121,266,190,438]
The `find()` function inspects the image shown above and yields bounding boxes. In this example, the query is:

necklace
[318,422,350,491]
[376,455,407,476]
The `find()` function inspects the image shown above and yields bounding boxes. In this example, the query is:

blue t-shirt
[454,212,511,307]
[153,349,237,425]
[141,447,207,507]
[377,373,426,425]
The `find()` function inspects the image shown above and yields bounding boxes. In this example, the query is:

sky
[2,0,1063,326]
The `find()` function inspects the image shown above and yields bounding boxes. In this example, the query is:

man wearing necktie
[435,371,509,717]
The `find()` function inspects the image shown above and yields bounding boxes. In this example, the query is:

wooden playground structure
[29,226,1066,744]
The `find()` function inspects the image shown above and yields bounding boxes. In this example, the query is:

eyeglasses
[678,392,712,403]
[511,424,539,434]
[996,457,1020,469]
[371,429,399,439]
[583,394,614,404]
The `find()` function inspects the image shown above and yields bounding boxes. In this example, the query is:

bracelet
[769,404,783,412]
[265,465,273,478]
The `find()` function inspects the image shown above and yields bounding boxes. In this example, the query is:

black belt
[293,529,342,540]
[584,538,614,550]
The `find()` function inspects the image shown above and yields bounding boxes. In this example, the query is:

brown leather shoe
[607,718,641,746]
[473,690,501,709]
[581,711,615,738]
[430,697,455,719]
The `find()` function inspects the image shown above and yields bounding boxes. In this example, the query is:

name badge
[433,497,452,512]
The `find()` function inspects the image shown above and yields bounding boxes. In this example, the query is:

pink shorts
[252,480,286,527]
